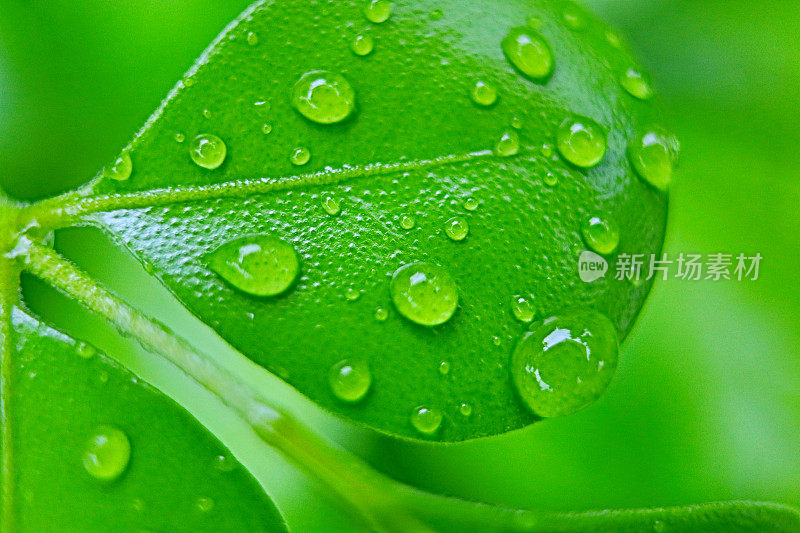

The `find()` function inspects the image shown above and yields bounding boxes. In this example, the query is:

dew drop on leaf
[322,196,341,215]
[246,31,259,46]
[510,309,619,418]
[207,235,300,297]
[174,132,185,143]
[374,307,389,321]
[196,497,215,513]
[494,130,520,157]
[363,0,392,23]
[510,295,536,323]
[411,406,443,435]
[390,262,458,326]
[511,116,523,130]
[103,152,133,182]
[291,70,356,124]
[82,425,131,482]
[628,129,680,191]
[444,217,469,241]
[328,359,372,403]
[290,146,311,166]
[350,34,374,56]
[75,341,97,359]
[501,27,554,82]
[212,454,236,472]
[620,67,654,100]
[459,402,473,417]
[400,215,415,229]
[345,287,361,301]
[562,4,586,31]
[556,117,607,168]
[189,133,227,170]
[581,216,620,255]
[438,361,451,375]
[470,80,498,107]
[262,123,273,135]
[463,197,479,211]
[202,108,212,119]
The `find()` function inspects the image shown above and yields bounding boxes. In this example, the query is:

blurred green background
[1,0,798,531]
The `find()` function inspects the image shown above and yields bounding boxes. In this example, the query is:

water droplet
[246,31,259,46]
[621,68,654,100]
[103,152,132,181]
[174,132,185,143]
[374,307,389,321]
[208,235,299,297]
[329,360,371,402]
[345,287,361,301]
[470,80,498,107]
[526,15,541,29]
[190,134,227,170]
[75,341,97,359]
[291,146,311,166]
[202,108,212,119]
[464,198,479,211]
[492,335,502,346]
[411,406,442,435]
[322,196,341,215]
[184,76,195,87]
[494,130,520,157]
[350,34,374,56]
[364,0,392,23]
[541,143,554,158]
[82,425,131,482]
[292,70,355,124]
[213,454,236,472]
[511,295,536,323]
[628,129,679,191]
[131,497,145,512]
[581,216,620,255]
[390,262,458,326]
[196,497,215,512]
[653,520,666,532]
[511,309,619,417]
[543,172,558,186]
[459,402,473,416]
[511,116,523,130]
[262,123,273,135]
[400,215,415,229]
[562,5,585,30]
[438,361,451,375]
[606,30,622,48]
[501,27,554,82]
[254,99,271,111]
[444,217,469,241]
[556,117,607,168]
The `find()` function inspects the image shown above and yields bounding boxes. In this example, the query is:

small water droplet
[262,123,273,135]
[511,116,523,130]
[345,287,361,301]
[291,146,311,166]
[444,217,469,241]
[459,402,473,416]
[495,130,520,157]
[208,235,300,297]
[213,454,236,472]
[470,80,498,107]
[246,31,259,46]
[254,99,271,111]
[374,307,389,321]
[429,8,443,21]
[82,425,131,482]
[463,198,479,211]
[581,216,620,255]
[322,196,341,215]
[400,215,415,229]
[541,143,554,158]
[131,497,145,512]
[350,34,374,56]
[390,262,458,326]
[190,134,227,170]
[653,520,666,532]
[562,5,585,30]
[606,30,622,48]
[364,0,392,23]
[492,335,502,346]
[196,497,215,513]
[511,309,619,417]
[543,172,558,186]
[556,117,607,168]
[292,70,355,124]
[184,76,195,87]
[438,361,451,375]
[103,152,132,182]
[202,108,212,119]
[329,360,372,402]
[621,68,654,100]
[511,295,536,323]
[526,15,542,29]
[411,406,443,435]
[75,341,97,359]
[628,129,679,191]
[501,27,554,82]
[174,132,185,143]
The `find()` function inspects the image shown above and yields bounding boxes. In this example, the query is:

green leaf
[56,0,669,441]
[0,305,286,532]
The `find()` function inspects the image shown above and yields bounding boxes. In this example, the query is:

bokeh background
[1,0,798,531]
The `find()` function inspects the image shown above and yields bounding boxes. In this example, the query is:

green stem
[15,241,800,532]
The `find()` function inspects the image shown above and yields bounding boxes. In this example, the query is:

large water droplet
[190,134,227,170]
[411,406,442,435]
[444,217,469,241]
[628,129,679,191]
[494,130,520,157]
[329,360,372,403]
[470,80,498,107]
[208,235,299,297]
[511,295,536,323]
[511,309,619,418]
[556,117,607,168]
[291,146,311,166]
[350,34,374,56]
[103,152,133,181]
[463,198,479,211]
[82,425,131,482]
[292,71,355,125]
[581,216,620,255]
[501,27,554,82]
[364,0,392,23]
[390,262,458,326]
[620,68,654,100]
